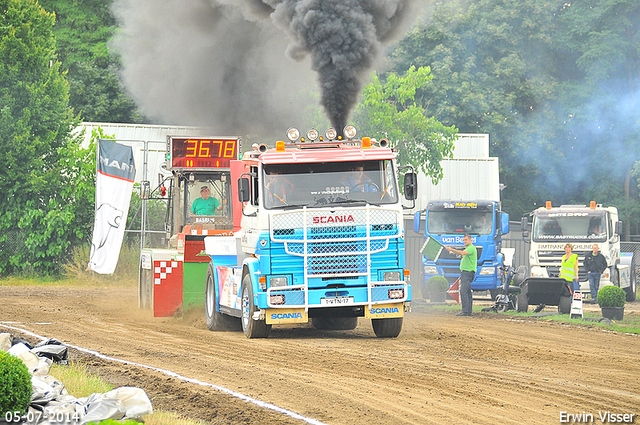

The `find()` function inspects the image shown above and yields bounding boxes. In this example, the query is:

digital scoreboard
[167,137,239,170]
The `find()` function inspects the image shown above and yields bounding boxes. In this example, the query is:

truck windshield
[532,212,607,242]
[262,160,398,209]
[427,210,493,235]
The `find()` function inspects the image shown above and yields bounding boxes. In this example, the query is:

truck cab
[414,200,509,298]
[523,202,636,301]
[205,126,418,338]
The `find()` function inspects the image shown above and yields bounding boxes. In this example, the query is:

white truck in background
[522,202,636,302]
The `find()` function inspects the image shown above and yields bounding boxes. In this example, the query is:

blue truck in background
[410,134,509,299]
[414,200,509,298]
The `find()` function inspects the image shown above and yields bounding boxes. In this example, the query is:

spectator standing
[446,234,477,316]
[584,244,607,303]
[560,243,579,291]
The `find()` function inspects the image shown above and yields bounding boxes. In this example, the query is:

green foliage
[597,285,626,308]
[0,0,92,275]
[388,0,640,222]
[426,275,449,293]
[0,351,32,416]
[38,0,144,123]
[354,66,457,183]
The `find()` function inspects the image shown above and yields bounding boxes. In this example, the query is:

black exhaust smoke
[112,0,416,134]
[255,0,415,132]
[262,0,414,131]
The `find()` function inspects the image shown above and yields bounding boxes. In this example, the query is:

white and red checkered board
[153,260,183,317]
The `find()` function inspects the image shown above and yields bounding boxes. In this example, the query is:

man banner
[88,139,136,274]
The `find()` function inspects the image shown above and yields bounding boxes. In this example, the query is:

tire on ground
[241,274,271,338]
[515,292,529,313]
[625,272,636,302]
[371,317,403,338]
[558,295,572,314]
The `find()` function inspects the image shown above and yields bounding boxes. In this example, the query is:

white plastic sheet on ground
[0,333,153,424]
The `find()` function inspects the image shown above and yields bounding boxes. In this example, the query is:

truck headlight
[325,128,337,140]
[423,266,438,275]
[270,294,285,305]
[479,267,495,275]
[287,127,300,142]
[383,271,401,281]
[269,276,288,287]
[388,288,405,299]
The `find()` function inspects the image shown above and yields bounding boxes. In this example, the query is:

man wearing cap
[191,185,221,216]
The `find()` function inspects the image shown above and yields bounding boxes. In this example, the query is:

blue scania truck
[203,126,418,338]
[411,135,509,298]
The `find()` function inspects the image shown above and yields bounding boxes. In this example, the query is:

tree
[38,0,144,123]
[388,0,640,226]
[354,66,457,183]
[0,0,93,275]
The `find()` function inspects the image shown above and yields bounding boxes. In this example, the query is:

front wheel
[371,317,403,338]
[241,274,271,338]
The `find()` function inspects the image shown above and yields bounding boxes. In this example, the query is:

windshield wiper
[325,199,368,206]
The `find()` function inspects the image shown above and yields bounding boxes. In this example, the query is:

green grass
[49,361,207,425]
[1,244,140,288]
[418,302,640,335]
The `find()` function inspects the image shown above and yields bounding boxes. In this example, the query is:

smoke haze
[111,0,417,136]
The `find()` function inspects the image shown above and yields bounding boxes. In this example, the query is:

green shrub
[0,351,32,416]
[426,275,449,293]
[597,285,626,308]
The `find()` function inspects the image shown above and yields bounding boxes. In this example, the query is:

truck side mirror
[238,177,250,203]
[521,216,529,239]
[615,221,622,235]
[404,172,417,201]
[501,212,509,235]
[413,211,422,233]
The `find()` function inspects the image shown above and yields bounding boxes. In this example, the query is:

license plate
[320,296,354,305]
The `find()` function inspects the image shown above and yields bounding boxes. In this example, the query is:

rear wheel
[241,274,271,338]
[371,317,403,338]
[625,271,636,302]
[312,317,358,330]
[558,295,571,314]
[205,263,241,331]
[515,292,529,313]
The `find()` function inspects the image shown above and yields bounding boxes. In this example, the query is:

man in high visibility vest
[560,243,579,291]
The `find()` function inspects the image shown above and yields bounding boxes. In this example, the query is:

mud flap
[265,308,308,324]
[365,303,404,319]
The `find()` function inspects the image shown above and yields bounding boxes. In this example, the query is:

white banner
[88,140,136,274]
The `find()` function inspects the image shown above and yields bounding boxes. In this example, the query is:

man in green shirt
[191,185,221,216]
[446,234,477,316]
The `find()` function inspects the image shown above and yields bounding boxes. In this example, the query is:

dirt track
[1,285,639,425]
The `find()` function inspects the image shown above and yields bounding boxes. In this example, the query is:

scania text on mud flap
[205,126,418,338]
